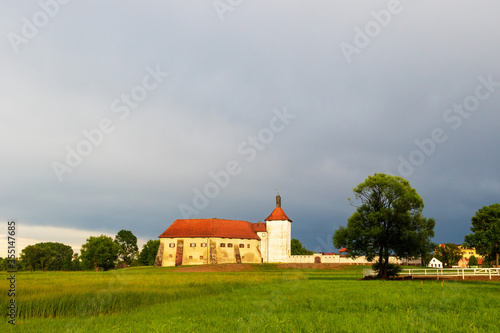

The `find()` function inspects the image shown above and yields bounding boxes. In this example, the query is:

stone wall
[159,237,262,266]
[288,254,421,265]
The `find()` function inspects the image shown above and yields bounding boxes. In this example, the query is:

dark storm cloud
[1,1,499,253]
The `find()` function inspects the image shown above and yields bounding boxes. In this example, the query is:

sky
[1,1,499,256]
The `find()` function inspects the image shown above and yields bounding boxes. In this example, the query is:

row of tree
[4,230,161,272]
[79,231,161,271]
[333,173,500,278]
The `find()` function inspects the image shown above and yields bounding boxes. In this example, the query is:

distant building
[155,193,292,267]
[458,245,483,260]
[428,257,443,268]
[458,257,468,268]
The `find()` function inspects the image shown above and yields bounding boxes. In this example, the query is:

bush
[468,255,478,266]
[371,262,402,278]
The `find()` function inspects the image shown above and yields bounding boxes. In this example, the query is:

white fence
[363,268,500,280]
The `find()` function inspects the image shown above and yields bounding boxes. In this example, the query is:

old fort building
[155,193,292,266]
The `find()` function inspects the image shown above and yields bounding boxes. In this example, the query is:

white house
[428,257,443,268]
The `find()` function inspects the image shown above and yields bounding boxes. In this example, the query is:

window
[220,243,226,247]
[169,254,173,258]
[242,256,245,259]
[169,243,175,248]
[239,244,244,248]
[190,243,196,247]
[200,256,203,260]
[228,243,233,248]
[201,243,207,247]
[189,256,193,259]
[247,244,250,248]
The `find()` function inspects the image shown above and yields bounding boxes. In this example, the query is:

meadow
[1,265,499,332]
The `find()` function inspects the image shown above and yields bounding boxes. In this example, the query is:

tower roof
[265,192,292,222]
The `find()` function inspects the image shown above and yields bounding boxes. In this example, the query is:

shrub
[468,255,478,266]
[372,262,402,278]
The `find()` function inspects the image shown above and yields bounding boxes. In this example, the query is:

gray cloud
[1,1,499,252]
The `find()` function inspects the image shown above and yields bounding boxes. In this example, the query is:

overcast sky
[1,1,499,255]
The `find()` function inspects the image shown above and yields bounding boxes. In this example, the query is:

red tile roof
[338,247,347,253]
[265,207,292,222]
[159,219,263,240]
[252,221,267,233]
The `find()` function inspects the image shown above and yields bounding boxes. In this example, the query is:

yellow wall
[458,246,483,259]
[160,237,262,266]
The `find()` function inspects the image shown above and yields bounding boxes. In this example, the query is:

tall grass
[2,265,499,332]
[1,266,303,319]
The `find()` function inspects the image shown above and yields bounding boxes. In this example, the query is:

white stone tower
[264,192,292,263]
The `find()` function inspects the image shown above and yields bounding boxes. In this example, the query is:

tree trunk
[94,261,99,272]
[383,247,389,278]
[378,246,384,278]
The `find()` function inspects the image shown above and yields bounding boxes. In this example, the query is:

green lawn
[2,265,499,332]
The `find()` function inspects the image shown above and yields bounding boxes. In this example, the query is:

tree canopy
[139,240,160,266]
[114,229,138,266]
[20,242,73,271]
[81,235,120,272]
[291,239,313,255]
[434,243,462,267]
[464,203,500,267]
[333,173,435,278]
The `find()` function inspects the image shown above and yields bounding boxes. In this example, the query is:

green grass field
[2,265,499,332]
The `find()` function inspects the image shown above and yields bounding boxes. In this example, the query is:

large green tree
[138,240,160,266]
[81,235,120,272]
[464,203,500,267]
[291,239,313,255]
[114,230,138,266]
[20,245,40,271]
[0,257,10,271]
[38,242,73,270]
[333,173,435,278]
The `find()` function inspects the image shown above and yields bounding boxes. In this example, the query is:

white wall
[288,254,421,265]
[265,220,291,263]
[257,231,267,263]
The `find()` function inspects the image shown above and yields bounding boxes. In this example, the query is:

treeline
[0,229,160,272]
